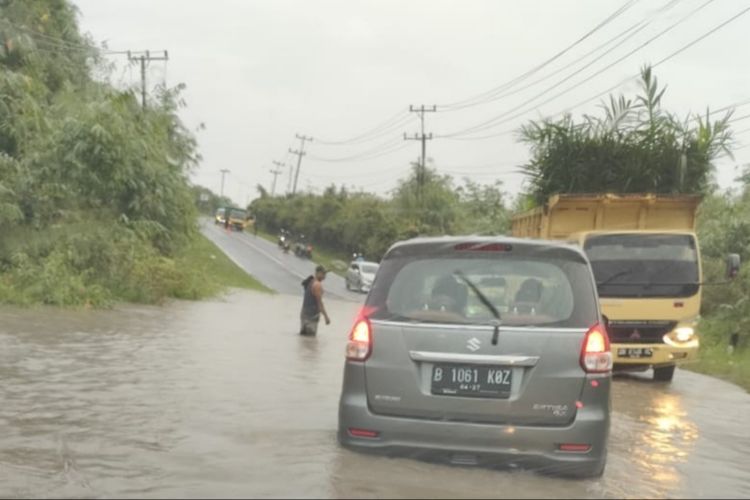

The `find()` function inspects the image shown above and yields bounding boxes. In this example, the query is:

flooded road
[1,291,749,498]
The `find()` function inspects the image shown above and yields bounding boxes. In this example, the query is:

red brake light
[348,428,379,438]
[346,317,372,361]
[558,443,591,453]
[581,323,612,373]
[454,242,513,252]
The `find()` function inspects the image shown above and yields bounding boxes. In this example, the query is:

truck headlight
[674,327,695,343]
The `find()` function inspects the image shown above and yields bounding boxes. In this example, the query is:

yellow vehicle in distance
[215,207,254,231]
[512,193,740,382]
[214,207,227,225]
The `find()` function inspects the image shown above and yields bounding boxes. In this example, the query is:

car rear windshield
[366,248,598,328]
[361,264,379,274]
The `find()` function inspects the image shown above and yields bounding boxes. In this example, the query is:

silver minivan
[338,236,611,478]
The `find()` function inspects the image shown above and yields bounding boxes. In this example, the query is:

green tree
[0,0,208,305]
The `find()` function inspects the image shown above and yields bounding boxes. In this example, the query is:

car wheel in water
[653,365,676,382]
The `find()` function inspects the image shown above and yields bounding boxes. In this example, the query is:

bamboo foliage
[519,66,734,203]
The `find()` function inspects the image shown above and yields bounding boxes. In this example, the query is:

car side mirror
[726,253,741,280]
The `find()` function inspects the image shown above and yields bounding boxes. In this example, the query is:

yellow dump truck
[215,207,253,231]
[512,193,739,382]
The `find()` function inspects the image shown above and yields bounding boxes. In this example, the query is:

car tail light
[348,428,380,438]
[581,323,612,373]
[346,317,372,361]
[558,443,591,453]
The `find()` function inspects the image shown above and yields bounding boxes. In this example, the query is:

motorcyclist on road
[300,265,331,336]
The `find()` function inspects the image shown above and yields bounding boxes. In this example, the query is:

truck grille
[608,321,677,344]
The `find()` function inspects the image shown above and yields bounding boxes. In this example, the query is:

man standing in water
[300,265,331,336]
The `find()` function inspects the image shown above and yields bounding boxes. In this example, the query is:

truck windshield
[584,234,700,298]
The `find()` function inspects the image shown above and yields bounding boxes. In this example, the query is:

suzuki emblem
[467,337,481,352]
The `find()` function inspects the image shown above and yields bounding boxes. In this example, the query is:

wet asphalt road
[0,225,749,498]
[200,221,363,302]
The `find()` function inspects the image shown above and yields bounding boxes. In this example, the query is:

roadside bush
[0,0,206,306]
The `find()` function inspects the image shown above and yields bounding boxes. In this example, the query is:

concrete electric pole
[288,134,313,195]
[404,105,436,198]
[271,160,286,195]
[219,168,230,197]
[127,50,169,109]
[269,167,283,196]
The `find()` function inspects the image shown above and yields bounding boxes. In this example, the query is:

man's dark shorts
[300,312,320,336]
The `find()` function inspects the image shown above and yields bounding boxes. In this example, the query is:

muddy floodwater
[1,290,749,499]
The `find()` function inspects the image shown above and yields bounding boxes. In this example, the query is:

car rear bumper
[612,341,698,366]
[338,366,609,477]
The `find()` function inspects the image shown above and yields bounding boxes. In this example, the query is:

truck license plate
[618,348,653,358]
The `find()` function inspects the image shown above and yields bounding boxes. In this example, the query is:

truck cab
[569,230,701,381]
[512,193,738,382]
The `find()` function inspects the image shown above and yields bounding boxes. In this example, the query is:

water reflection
[609,375,700,498]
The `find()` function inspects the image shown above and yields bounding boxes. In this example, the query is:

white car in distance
[345,261,379,293]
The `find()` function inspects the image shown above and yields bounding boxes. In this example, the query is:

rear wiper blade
[453,271,502,346]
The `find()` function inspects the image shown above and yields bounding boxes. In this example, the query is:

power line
[307,137,407,162]
[730,113,750,124]
[0,20,130,56]
[710,97,750,116]
[438,0,642,111]
[442,17,654,114]
[440,0,713,139]
[313,110,413,146]
[439,0,685,116]
[440,0,746,141]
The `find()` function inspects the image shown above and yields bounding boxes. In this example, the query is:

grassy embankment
[182,233,271,295]
[685,316,750,392]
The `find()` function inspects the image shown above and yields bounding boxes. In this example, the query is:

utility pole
[404,105,436,199]
[271,160,286,194]
[219,168,230,198]
[127,50,169,109]
[288,134,313,195]
[269,167,283,196]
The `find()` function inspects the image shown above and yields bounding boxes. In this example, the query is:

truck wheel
[653,365,676,382]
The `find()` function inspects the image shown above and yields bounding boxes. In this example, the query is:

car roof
[384,235,587,261]
[351,260,379,266]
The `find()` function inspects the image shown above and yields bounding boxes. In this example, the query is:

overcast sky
[73,0,750,205]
